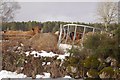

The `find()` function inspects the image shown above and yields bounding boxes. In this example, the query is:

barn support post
[81,27,86,46]
[65,25,70,44]
[72,25,77,45]
[62,27,66,40]
[57,24,63,47]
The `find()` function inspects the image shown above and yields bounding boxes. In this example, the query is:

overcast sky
[14,2,100,23]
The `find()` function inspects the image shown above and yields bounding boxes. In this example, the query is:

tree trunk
[105,22,108,32]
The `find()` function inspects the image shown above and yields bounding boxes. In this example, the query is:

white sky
[13,0,119,23]
[15,0,119,2]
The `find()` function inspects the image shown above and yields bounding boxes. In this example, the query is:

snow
[47,62,51,65]
[43,72,50,78]
[36,75,43,78]
[42,62,51,66]
[0,70,72,79]
[57,53,70,61]
[42,62,46,66]
[59,43,80,52]
[25,50,58,58]
[0,70,26,80]
[25,50,70,60]
[64,75,71,78]
[25,52,29,56]
[36,72,50,78]
[0,70,51,79]
[38,51,58,57]
[59,44,72,51]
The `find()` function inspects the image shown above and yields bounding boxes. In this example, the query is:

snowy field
[0,44,72,79]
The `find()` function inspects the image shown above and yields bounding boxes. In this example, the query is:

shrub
[87,69,99,78]
[98,62,107,71]
[68,57,80,65]
[114,69,120,79]
[67,46,90,60]
[84,33,101,50]
[99,67,114,78]
[67,46,81,57]
[2,51,26,71]
[113,26,120,62]
[84,32,118,60]
[83,56,100,69]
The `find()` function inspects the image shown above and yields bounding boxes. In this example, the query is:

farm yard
[0,0,120,80]
[1,23,120,79]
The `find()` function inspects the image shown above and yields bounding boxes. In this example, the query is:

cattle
[55,31,82,40]
[70,32,82,40]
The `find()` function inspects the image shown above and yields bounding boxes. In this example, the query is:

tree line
[1,21,119,33]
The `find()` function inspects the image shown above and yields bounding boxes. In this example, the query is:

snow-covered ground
[0,70,51,79]
[0,70,26,79]
[0,70,71,79]
[25,44,71,60]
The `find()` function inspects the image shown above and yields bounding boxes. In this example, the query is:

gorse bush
[114,25,120,62]
[84,33,101,50]
[83,56,100,69]
[84,32,119,60]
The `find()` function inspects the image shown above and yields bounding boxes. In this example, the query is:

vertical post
[92,28,95,34]
[65,25,69,44]
[57,24,62,47]
[62,27,66,40]
[81,27,86,46]
[72,25,77,45]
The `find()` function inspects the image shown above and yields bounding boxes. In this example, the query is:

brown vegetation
[28,33,58,51]
[2,26,41,40]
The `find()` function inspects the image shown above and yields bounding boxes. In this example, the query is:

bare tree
[97,2,118,31]
[0,0,21,22]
